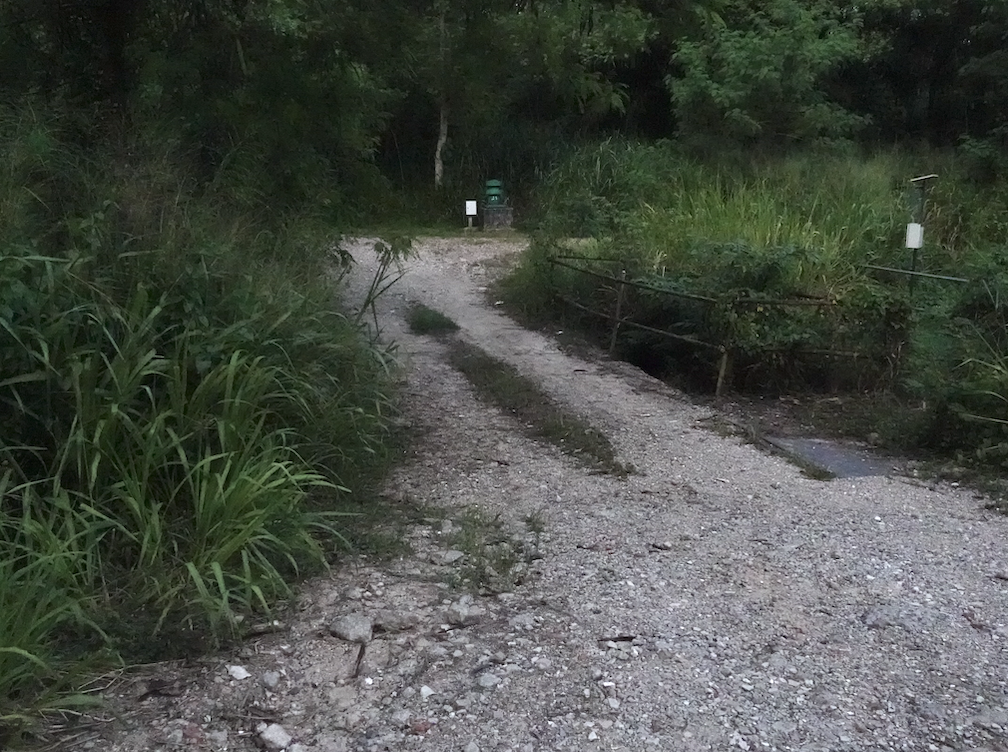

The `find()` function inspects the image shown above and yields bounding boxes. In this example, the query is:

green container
[485,179,505,206]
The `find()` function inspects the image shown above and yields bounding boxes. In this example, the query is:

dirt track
[95,235,1008,752]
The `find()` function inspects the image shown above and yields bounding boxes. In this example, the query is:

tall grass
[0,104,398,736]
[530,140,914,278]
[512,139,1008,455]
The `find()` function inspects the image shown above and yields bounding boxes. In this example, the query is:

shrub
[0,104,398,733]
[511,140,1008,458]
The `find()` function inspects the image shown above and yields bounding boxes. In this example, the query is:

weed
[524,509,546,536]
[448,508,532,595]
[331,494,437,561]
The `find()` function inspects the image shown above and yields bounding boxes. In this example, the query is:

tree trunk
[434,99,448,189]
[434,2,448,189]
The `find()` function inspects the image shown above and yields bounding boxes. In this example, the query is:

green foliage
[670,0,867,145]
[530,140,906,262]
[397,0,654,191]
[504,2,654,118]
[0,495,90,733]
[514,140,1008,449]
[901,249,1008,463]
[496,237,564,327]
[0,108,398,730]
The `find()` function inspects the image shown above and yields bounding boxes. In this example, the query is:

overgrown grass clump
[407,304,460,334]
[448,341,627,474]
[0,108,398,732]
[505,139,1008,470]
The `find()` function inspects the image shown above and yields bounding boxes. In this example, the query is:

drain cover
[764,436,897,479]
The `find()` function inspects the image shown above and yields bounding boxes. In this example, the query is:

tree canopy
[0,0,1005,207]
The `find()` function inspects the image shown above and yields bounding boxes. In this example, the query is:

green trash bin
[483,178,513,229]
[484,179,505,207]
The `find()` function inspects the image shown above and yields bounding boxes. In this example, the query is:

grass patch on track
[407,304,460,335]
[447,341,630,475]
[445,507,544,594]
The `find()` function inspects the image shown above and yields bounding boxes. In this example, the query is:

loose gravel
[87,235,1008,752]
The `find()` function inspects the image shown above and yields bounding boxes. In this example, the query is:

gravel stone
[477,672,501,688]
[258,723,292,751]
[328,612,373,643]
[373,609,419,633]
[206,730,228,746]
[226,665,250,681]
[445,595,486,626]
[262,670,281,689]
[443,549,465,564]
[861,605,937,631]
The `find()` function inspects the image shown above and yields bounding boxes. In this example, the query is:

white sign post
[905,222,923,250]
[465,200,478,229]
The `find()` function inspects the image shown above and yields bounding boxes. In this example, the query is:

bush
[510,140,1008,456]
[0,105,398,735]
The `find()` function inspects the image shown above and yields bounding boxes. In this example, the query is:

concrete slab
[764,435,899,479]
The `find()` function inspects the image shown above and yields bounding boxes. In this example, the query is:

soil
[53,236,1008,752]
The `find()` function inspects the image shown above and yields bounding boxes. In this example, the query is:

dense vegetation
[0,113,403,736]
[1,0,1007,739]
[504,144,1008,457]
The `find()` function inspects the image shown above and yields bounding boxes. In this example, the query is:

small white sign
[905,222,923,249]
[465,200,478,217]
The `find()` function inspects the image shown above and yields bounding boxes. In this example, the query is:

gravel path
[95,236,1008,752]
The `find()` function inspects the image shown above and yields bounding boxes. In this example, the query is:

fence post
[608,269,627,356]
[715,348,732,398]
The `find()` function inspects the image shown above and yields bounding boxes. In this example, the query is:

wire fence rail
[545,254,955,396]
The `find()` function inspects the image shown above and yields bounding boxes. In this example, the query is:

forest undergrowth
[0,107,404,742]
[501,140,1008,478]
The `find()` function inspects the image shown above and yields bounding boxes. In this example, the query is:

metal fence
[546,253,965,396]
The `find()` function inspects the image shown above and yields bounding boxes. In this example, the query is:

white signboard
[905,222,923,249]
[465,200,478,217]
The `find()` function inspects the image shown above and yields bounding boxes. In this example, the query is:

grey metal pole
[908,174,937,297]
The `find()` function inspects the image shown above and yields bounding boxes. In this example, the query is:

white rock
[588,730,599,741]
[259,723,293,751]
[263,670,282,689]
[314,733,350,752]
[465,742,481,752]
[206,729,229,746]
[373,609,419,633]
[420,685,436,700]
[446,596,486,626]
[327,685,356,708]
[227,665,251,681]
[329,612,373,643]
[477,672,501,688]
[508,613,536,630]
